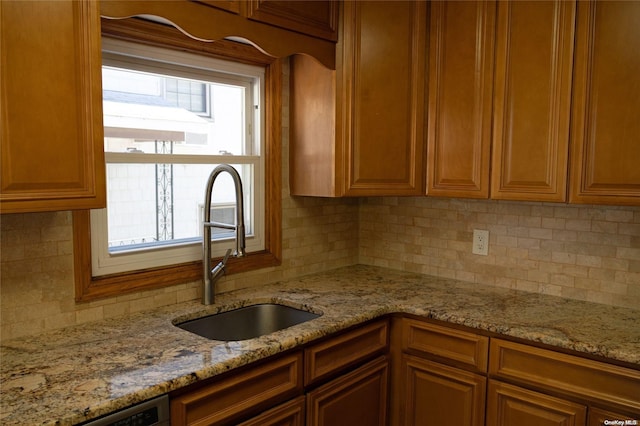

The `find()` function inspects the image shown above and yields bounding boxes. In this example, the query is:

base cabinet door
[306,356,389,426]
[237,396,306,426]
[487,380,587,426]
[401,355,486,426]
[588,407,638,426]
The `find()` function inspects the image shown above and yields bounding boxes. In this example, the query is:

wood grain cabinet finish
[170,352,303,425]
[569,0,640,205]
[489,339,640,415]
[588,407,639,426]
[393,318,489,426]
[304,320,388,386]
[237,396,305,426]
[0,0,106,213]
[306,356,389,426]
[401,355,486,426]
[491,0,576,202]
[426,0,495,199]
[290,1,427,197]
[245,1,338,42]
[401,319,489,373]
[197,1,337,41]
[487,380,587,426]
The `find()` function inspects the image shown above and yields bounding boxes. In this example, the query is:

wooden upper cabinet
[426,1,495,198]
[197,1,337,41]
[343,1,427,196]
[491,0,576,202]
[290,1,427,197]
[569,0,640,205]
[0,0,106,213]
[246,1,338,42]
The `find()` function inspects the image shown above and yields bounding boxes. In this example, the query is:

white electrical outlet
[472,229,489,256]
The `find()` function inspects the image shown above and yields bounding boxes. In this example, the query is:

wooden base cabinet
[401,355,486,426]
[487,380,587,426]
[238,396,306,426]
[392,318,490,426]
[307,356,389,426]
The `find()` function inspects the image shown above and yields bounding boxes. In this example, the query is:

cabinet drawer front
[170,352,303,426]
[402,319,489,372]
[305,320,388,385]
[489,339,640,411]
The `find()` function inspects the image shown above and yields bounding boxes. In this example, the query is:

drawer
[402,318,489,372]
[170,352,303,426]
[304,320,388,386]
[489,339,640,412]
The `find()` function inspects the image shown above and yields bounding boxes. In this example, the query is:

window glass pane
[106,162,253,253]
[103,67,247,155]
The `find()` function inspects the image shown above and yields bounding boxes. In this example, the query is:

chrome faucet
[202,164,246,305]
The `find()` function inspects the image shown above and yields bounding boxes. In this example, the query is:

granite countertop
[1,265,639,425]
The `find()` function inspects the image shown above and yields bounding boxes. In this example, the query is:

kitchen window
[73,19,282,301]
[91,38,264,276]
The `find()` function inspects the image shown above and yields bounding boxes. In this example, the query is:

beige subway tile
[550,273,575,287]
[515,280,540,292]
[576,254,602,268]
[551,252,576,264]
[553,206,580,219]
[75,306,104,324]
[542,217,565,229]
[605,209,634,223]
[565,219,591,232]
[575,277,601,291]
[600,281,628,295]
[616,247,640,260]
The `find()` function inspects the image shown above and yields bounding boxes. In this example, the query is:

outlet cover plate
[472,229,489,256]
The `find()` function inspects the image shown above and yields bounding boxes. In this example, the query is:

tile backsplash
[360,197,640,308]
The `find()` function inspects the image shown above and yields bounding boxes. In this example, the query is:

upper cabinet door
[342,1,427,196]
[569,0,640,205]
[426,1,495,199]
[246,1,338,42]
[491,0,576,202]
[0,0,106,213]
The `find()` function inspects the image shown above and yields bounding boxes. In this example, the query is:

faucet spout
[202,164,246,305]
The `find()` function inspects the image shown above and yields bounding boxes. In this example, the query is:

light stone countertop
[1,265,639,425]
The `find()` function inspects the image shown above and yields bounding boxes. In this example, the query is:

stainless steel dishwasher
[78,395,169,426]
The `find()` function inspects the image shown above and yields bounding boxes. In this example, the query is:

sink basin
[176,303,321,341]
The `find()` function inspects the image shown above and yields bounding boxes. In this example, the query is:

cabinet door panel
[246,1,338,41]
[426,0,495,198]
[342,1,426,196]
[569,0,640,205]
[588,407,638,426]
[487,380,587,426]
[491,0,575,201]
[402,355,486,426]
[0,0,106,213]
[307,356,388,426]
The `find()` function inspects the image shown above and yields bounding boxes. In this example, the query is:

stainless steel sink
[176,303,321,341]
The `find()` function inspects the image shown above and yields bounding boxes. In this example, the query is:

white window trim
[91,38,265,277]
